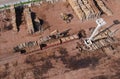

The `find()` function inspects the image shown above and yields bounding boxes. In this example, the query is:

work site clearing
[0,0,120,79]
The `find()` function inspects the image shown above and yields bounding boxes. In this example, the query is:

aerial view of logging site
[0,0,120,79]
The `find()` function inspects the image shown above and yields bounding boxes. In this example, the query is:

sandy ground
[0,0,120,79]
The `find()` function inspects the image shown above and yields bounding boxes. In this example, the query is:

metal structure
[13,29,73,53]
[84,18,106,46]
[13,19,120,53]
[81,19,120,51]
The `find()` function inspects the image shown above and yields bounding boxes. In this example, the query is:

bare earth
[0,0,120,79]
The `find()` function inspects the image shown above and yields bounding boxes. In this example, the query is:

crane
[84,18,106,46]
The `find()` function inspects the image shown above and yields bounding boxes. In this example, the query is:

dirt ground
[0,0,120,79]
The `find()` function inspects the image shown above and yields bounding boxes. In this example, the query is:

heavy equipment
[84,18,106,46]
[60,13,73,23]
[83,18,120,50]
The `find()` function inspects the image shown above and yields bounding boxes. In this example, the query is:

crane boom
[84,18,106,46]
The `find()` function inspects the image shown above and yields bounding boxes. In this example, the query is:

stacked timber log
[88,0,101,18]
[10,5,18,32]
[24,7,34,34]
[67,0,85,21]
[95,0,112,16]
[90,36,115,50]
[78,0,91,20]
[82,0,95,19]
[67,0,112,21]
[14,34,79,52]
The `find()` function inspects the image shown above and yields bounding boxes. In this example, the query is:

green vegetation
[0,0,42,10]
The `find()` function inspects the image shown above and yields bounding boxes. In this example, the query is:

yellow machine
[60,13,73,23]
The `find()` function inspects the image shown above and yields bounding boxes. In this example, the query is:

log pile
[88,0,101,18]
[95,0,112,16]
[82,0,95,19]
[10,5,18,32]
[67,0,85,21]
[67,0,112,21]
[78,0,90,20]
[23,7,34,34]
[13,34,79,53]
